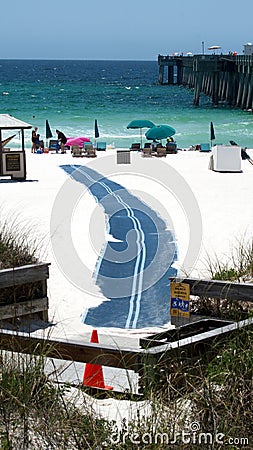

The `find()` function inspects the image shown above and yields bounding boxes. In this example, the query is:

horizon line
[0,58,157,62]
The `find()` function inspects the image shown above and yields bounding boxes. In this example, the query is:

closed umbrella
[127,119,155,148]
[94,119,99,139]
[145,124,176,141]
[210,122,215,146]
[45,120,53,146]
[46,120,52,139]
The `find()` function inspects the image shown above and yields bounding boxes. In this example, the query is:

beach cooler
[212,145,242,172]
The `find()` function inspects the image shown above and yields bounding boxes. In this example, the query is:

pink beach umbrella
[66,136,91,148]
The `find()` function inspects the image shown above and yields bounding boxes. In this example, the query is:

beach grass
[192,236,253,320]
[205,235,253,283]
[0,212,40,270]
[0,349,112,449]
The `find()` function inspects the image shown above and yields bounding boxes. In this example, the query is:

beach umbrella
[94,119,99,139]
[127,119,155,148]
[210,121,215,146]
[66,136,91,148]
[208,45,221,50]
[208,45,221,54]
[46,120,53,139]
[145,124,176,141]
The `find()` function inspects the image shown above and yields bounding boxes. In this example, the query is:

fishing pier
[158,54,253,110]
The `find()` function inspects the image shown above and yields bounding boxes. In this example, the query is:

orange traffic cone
[82,329,113,390]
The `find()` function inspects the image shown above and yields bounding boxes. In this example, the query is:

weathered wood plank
[0,330,142,371]
[140,318,234,348]
[0,263,50,288]
[169,277,253,302]
[146,317,253,356]
[0,297,48,320]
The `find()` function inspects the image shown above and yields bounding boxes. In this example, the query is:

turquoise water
[1,59,253,149]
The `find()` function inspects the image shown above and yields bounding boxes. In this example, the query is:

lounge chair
[83,142,94,152]
[48,139,59,152]
[130,143,141,151]
[142,146,152,157]
[155,146,167,157]
[96,142,106,151]
[83,143,97,158]
[199,143,211,152]
[71,145,83,157]
[166,142,177,154]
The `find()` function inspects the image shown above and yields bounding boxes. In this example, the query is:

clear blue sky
[1,0,252,60]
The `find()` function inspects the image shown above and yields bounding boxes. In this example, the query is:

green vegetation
[0,216,39,269]
[0,351,112,449]
[206,236,253,282]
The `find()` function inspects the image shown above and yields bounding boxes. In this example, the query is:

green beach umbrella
[145,124,176,141]
[127,119,155,148]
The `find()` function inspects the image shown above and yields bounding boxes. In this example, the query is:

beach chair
[130,143,141,151]
[48,139,59,152]
[199,143,211,152]
[155,146,167,157]
[83,142,93,152]
[71,145,83,157]
[142,146,152,157]
[166,142,177,154]
[84,144,97,158]
[96,142,106,151]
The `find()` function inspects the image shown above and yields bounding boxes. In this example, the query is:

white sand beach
[1,147,253,342]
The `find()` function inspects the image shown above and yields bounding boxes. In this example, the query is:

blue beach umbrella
[145,124,176,141]
[127,119,155,148]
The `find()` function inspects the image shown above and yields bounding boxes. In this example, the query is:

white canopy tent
[0,114,32,180]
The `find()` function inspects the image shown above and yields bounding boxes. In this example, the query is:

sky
[1,0,253,60]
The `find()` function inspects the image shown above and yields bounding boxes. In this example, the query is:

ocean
[1,59,253,149]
